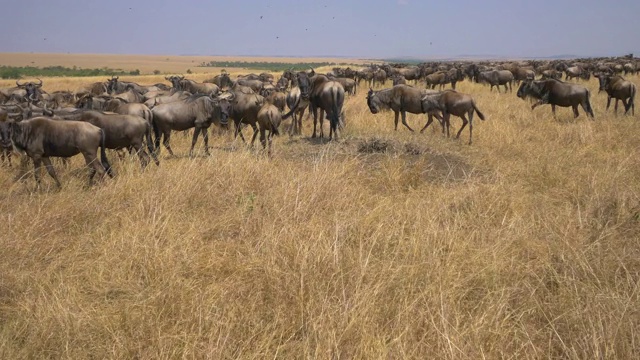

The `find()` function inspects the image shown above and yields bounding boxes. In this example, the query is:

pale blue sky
[3,0,639,59]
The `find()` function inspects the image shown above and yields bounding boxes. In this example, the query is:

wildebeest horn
[179,76,185,80]
[164,76,171,80]
[35,78,43,87]
[16,79,25,87]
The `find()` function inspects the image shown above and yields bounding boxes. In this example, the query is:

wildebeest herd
[0,55,637,188]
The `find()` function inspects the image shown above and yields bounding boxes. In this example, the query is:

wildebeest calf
[420,90,485,145]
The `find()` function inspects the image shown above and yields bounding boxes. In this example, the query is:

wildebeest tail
[99,129,114,177]
[282,96,299,119]
[627,84,636,113]
[584,89,595,118]
[269,110,280,136]
[151,116,161,150]
[473,101,485,121]
[331,86,342,130]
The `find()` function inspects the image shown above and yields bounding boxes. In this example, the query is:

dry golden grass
[0,52,372,74]
[1,70,640,358]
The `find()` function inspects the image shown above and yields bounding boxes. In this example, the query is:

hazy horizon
[2,0,639,60]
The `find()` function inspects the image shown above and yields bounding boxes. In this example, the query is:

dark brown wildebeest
[478,70,514,92]
[307,75,345,140]
[8,117,112,187]
[595,74,636,115]
[366,85,442,132]
[0,108,12,165]
[151,94,232,156]
[517,79,595,119]
[420,90,485,145]
[256,103,282,154]
[59,110,158,168]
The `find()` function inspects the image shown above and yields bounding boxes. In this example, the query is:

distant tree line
[0,66,141,79]
[198,61,359,72]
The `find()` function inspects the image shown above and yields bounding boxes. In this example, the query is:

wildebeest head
[595,73,611,92]
[296,72,311,99]
[106,76,119,94]
[216,97,232,126]
[165,76,184,90]
[16,78,43,102]
[366,88,381,114]
[516,79,542,100]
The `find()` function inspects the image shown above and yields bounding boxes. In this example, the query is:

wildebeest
[0,108,12,165]
[286,72,311,136]
[204,72,236,89]
[478,70,514,92]
[103,98,153,124]
[8,117,112,187]
[595,74,636,115]
[151,94,232,156]
[366,85,442,132]
[420,90,485,145]
[260,87,286,112]
[59,110,158,168]
[15,79,44,102]
[373,69,387,87]
[327,75,357,95]
[517,79,595,118]
[256,103,282,154]
[541,69,562,80]
[392,75,407,86]
[564,66,590,81]
[307,74,345,140]
[166,76,219,95]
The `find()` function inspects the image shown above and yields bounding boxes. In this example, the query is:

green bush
[0,65,142,79]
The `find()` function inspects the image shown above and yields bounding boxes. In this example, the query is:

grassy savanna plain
[1,54,640,358]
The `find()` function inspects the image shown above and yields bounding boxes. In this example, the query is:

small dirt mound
[358,138,391,153]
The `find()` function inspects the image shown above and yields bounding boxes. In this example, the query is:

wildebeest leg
[41,157,61,188]
[393,111,400,131]
[13,157,31,182]
[202,128,210,155]
[163,131,175,156]
[289,112,297,136]
[614,99,619,115]
[572,105,579,118]
[83,152,105,186]
[133,143,150,169]
[400,110,415,132]
[419,114,435,133]
[311,106,319,138]
[31,156,43,189]
[189,127,201,157]
[250,124,259,147]
[443,112,451,138]
[259,126,267,149]
[455,114,469,143]
[466,110,474,145]
[606,96,612,111]
[318,109,326,138]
